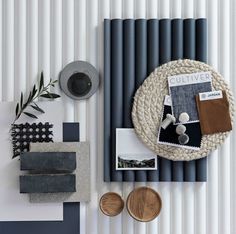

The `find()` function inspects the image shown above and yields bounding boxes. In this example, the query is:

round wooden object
[126,187,162,222]
[99,192,124,217]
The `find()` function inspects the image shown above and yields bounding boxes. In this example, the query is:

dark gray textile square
[170,82,212,122]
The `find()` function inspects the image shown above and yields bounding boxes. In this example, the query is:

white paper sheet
[0,101,63,221]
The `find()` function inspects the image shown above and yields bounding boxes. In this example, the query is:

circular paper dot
[179,112,190,123]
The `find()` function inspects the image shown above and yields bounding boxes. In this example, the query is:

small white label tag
[164,95,172,106]
[199,90,223,101]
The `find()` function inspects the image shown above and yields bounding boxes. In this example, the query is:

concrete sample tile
[29,142,90,203]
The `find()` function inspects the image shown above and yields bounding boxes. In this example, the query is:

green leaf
[40,93,60,99]
[52,80,58,83]
[30,104,45,113]
[26,91,32,104]
[15,103,19,116]
[39,71,44,91]
[23,112,38,119]
[20,92,23,108]
[32,85,37,98]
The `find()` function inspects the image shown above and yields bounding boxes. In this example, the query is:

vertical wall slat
[206,0,219,233]
[135,0,146,19]
[171,0,181,18]
[74,0,87,141]
[219,0,231,233]
[74,0,87,233]
[146,0,158,19]
[62,0,74,122]
[182,0,194,18]
[86,0,99,233]
[123,0,134,18]
[195,3,207,233]
[38,0,50,84]
[14,0,26,99]
[98,1,111,234]
[109,2,123,234]
[230,0,236,232]
[0,0,2,101]
[2,0,14,101]
[159,0,170,18]
[50,0,62,93]
[27,0,38,90]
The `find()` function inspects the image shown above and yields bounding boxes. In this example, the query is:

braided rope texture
[132,59,235,161]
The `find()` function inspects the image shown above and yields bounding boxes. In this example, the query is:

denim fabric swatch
[170,82,212,122]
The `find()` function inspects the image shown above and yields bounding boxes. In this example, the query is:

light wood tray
[126,187,162,222]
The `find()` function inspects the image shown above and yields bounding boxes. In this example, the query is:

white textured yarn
[132,59,235,161]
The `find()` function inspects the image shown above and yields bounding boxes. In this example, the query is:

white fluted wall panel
[0,0,235,234]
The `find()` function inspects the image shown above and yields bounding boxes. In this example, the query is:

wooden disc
[99,192,124,217]
[126,187,162,222]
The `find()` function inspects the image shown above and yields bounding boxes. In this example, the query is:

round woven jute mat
[132,59,235,161]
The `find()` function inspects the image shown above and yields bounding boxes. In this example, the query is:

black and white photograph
[117,154,157,170]
[116,129,157,170]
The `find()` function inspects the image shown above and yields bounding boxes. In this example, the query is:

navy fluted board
[196,18,207,63]
[183,19,196,59]
[147,19,159,75]
[123,19,136,181]
[171,19,184,181]
[159,19,172,181]
[159,19,171,64]
[111,19,123,181]
[196,157,207,181]
[196,18,207,181]
[135,19,147,182]
[147,19,159,181]
[183,18,196,182]
[0,122,80,234]
[104,19,111,182]
[104,18,207,182]
[171,19,183,60]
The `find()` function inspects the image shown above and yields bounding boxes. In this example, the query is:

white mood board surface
[0,101,63,221]
[0,0,236,234]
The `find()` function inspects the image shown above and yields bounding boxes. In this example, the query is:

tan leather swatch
[195,91,232,134]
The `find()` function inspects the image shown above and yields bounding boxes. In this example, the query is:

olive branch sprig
[13,72,60,124]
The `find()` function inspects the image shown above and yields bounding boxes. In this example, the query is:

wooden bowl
[126,187,162,222]
[99,192,124,217]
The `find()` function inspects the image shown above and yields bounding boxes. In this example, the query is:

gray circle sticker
[59,61,99,100]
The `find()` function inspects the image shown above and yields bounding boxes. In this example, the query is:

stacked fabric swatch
[104,18,207,182]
